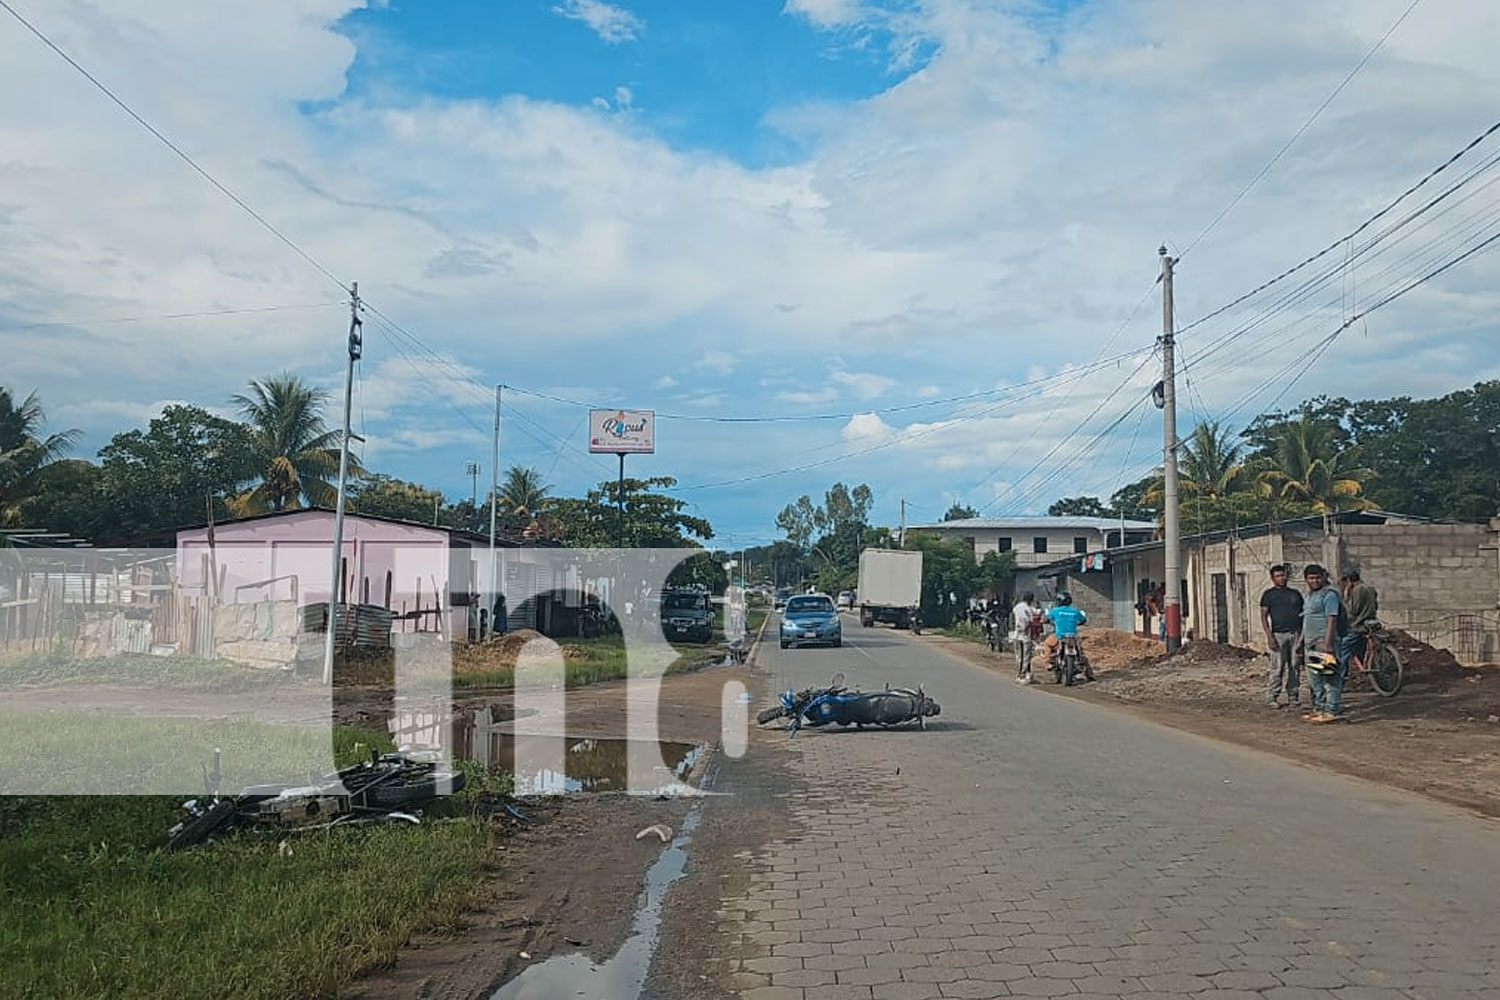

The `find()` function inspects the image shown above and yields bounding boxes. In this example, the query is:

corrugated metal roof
[908,516,1157,531]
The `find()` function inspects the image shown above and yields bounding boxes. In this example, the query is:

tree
[942,503,979,521]
[94,404,256,539]
[350,474,444,524]
[12,459,105,540]
[904,533,1013,626]
[497,466,552,529]
[550,476,712,548]
[0,387,79,526]
[231,374,358,513]
[1047,496,1111,518]
[775,496,819,552]
[1109,478,1160,523]
[1257,410,1376,514]
[1178,421,1250,499]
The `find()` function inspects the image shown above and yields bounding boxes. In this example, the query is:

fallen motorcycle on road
[165,747,466,849]
[756,672,940,735]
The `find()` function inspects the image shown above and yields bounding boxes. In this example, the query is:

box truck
[857,548,923,629]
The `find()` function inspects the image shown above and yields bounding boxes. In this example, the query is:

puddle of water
[488,804,702,1000]
[384,705,701,795]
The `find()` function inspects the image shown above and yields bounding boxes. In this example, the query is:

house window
[1033,537,1048,554]
[1073,536,1088,554]
[963,536,976,553]
[997,537,1013,552]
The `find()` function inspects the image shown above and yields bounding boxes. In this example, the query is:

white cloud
[652,374,679,390]
[841,411,894,445]
[916,385,941,398]
[831,370,894,400]
[696,351,737,375]
[552,0,643,43]
[783,0,863,29]
[778,387,838,405]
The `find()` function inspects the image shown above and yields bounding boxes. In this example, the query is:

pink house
[176,509,559,638]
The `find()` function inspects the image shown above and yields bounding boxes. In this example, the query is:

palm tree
[1257,411,1375,514]
[231,374,357,513]
[0,387,80,526]
[497,465,552,528]
[1142,420,1253,510]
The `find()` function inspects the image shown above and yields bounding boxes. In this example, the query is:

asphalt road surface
[660,611,1500,1000]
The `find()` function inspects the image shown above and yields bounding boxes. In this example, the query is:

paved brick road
[700,618,1500,1000]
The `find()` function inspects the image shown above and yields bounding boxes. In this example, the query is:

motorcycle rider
[1011,591,1043,684]
[1046,591,1090,681]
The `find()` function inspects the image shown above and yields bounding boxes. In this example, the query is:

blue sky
[5,0,1500,547]
[333,0,931,169]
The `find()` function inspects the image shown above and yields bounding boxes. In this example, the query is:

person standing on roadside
[1259,564,1304,709]
[1301,564,1347,723]
[1011,591,1043,684]
[1340,567,1379,666]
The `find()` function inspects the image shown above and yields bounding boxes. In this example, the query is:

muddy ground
[924,628,1500,818]
[342,657,767,999]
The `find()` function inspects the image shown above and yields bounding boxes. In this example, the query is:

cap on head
[1340,566,1361,581]
[1304,563,1326,579]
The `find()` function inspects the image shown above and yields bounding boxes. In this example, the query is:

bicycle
[1346,621,1404,697]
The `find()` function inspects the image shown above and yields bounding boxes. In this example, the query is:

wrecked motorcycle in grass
[165,747,466,849]
[756,672,940,735]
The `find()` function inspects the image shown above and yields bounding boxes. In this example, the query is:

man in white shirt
[1011,592,1043,684]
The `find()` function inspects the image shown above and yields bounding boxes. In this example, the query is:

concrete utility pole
[488,384,500,616]
[1159,247,1183,653]
[899,499,907,548]
[323,281,361,686]
[465,461,480,507]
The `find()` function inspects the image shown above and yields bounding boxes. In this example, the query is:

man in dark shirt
[1259,564,1304,708]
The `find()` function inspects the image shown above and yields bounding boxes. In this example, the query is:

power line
[0,0,351,298]
[1179,117,1500,339]
[1178,0,1425,259]
[2,302,340,331]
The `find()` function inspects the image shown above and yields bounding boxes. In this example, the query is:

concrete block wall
[1340,523,1499,662]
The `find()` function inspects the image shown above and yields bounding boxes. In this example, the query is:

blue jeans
[1307,638,1348,715]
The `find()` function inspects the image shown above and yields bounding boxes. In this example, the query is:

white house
[906,516,1157,570]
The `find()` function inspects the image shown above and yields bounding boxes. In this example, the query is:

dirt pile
[1076,630,1162,672]
[1386,629,1483,683]
[1153,639,1260,667]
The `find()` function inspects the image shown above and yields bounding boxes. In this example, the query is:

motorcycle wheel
[166,799,238,850]
[1062,654,1076,687]
[362,768,467,809]
[756,705,786,724]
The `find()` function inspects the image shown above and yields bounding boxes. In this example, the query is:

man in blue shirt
[1047,591,1088,637]
[1301,564,1347,723]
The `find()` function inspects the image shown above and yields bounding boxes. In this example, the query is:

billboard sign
[589,408,655,454]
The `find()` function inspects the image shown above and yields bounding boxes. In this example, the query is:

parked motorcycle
[165,747,466,849]
[756,672,940,735]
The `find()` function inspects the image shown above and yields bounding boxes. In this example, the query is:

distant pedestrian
[1011,592,1043,684]
[1259,564,1304,709]
[492,593,508,636]
[1301,564,1347,723]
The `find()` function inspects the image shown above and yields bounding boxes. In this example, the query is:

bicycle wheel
[1369,641,1403,697]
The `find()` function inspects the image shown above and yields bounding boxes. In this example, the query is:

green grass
[0,712,393,796]
[935,622,990,645]
[0,721,497,1000]
[0,650,282,692]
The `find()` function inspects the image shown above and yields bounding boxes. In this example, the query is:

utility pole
[899,499,906,548]
[465,461,480,508]
[323,282,361,686]
[488,384,500,621]
[616,453,627,548]
[1159,247,1183,652]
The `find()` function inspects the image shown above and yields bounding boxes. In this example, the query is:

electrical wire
[1178,0,1425,260]
[2,302,340,331]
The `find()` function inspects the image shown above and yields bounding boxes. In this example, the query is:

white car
[836,590,854,609]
